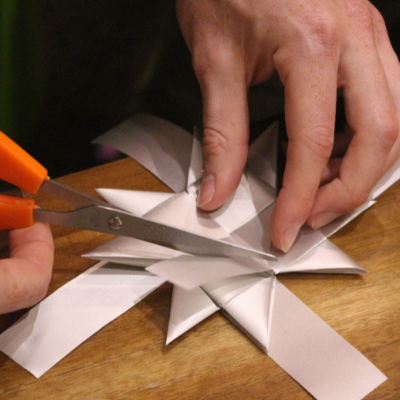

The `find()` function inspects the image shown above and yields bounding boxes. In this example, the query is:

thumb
[196,64,249,211]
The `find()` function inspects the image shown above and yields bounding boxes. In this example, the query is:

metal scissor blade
[34,205,277,261]
[39,179,107,208]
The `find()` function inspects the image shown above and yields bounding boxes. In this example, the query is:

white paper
[268,281,387,400]
[0,262,165,378]
[92,114,192,193]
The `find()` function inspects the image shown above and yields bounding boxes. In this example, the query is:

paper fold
[166,286,219,345]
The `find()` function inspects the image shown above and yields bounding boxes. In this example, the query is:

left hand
[0,222,54,314]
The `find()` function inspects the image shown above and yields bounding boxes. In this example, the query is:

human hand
[0,222,53,314]
[177,0,400,252]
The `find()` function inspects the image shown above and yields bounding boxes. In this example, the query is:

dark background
[1,0,400,181]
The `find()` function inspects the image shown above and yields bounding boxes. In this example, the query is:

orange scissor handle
[0,194,35,230]
[0,130,48,194]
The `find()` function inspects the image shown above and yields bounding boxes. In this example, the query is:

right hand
[177,0,400,252]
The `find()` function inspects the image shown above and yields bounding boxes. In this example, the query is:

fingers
[307,20,399,229]
[371,6,400,171]
[271,53,338,252]
[183,0,400,255]
[195,53,250,211]
[0,222,54,314]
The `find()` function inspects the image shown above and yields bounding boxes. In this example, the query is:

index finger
[271,53,338,252]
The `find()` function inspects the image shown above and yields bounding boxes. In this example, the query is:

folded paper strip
[2,114,399,399]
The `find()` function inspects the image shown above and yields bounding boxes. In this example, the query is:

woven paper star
[84,114,400,399]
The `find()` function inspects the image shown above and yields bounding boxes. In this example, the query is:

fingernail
[281,225,301,253]
[197,174,215,207]
[311,211,339,229]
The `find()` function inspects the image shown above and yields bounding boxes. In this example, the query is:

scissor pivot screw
[108,216,123,230]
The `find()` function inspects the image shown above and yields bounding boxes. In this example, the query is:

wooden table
[0,158,399,400]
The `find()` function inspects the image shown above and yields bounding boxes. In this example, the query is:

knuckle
[376,116,399,151]
[301,126,334,161]
[203,120,248,159]
[192,50,214,82]
[370,7,388,39]
[296,192,316,211]
[347,0,374,33]
[377,128,399,153]
[202,127,230,157]
[192,45,238,84]
[303,12,340,57]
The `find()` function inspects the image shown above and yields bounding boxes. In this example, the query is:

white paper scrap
[166,286,219,345]
[268,281,387,400]
[0,262,165,378]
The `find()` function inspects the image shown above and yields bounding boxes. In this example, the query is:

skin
[0,222,53,314]
[177,0,400,252]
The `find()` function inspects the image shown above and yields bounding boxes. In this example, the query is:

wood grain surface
[0,157,399,400]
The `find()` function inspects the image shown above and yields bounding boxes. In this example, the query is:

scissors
[0,131,276,261]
